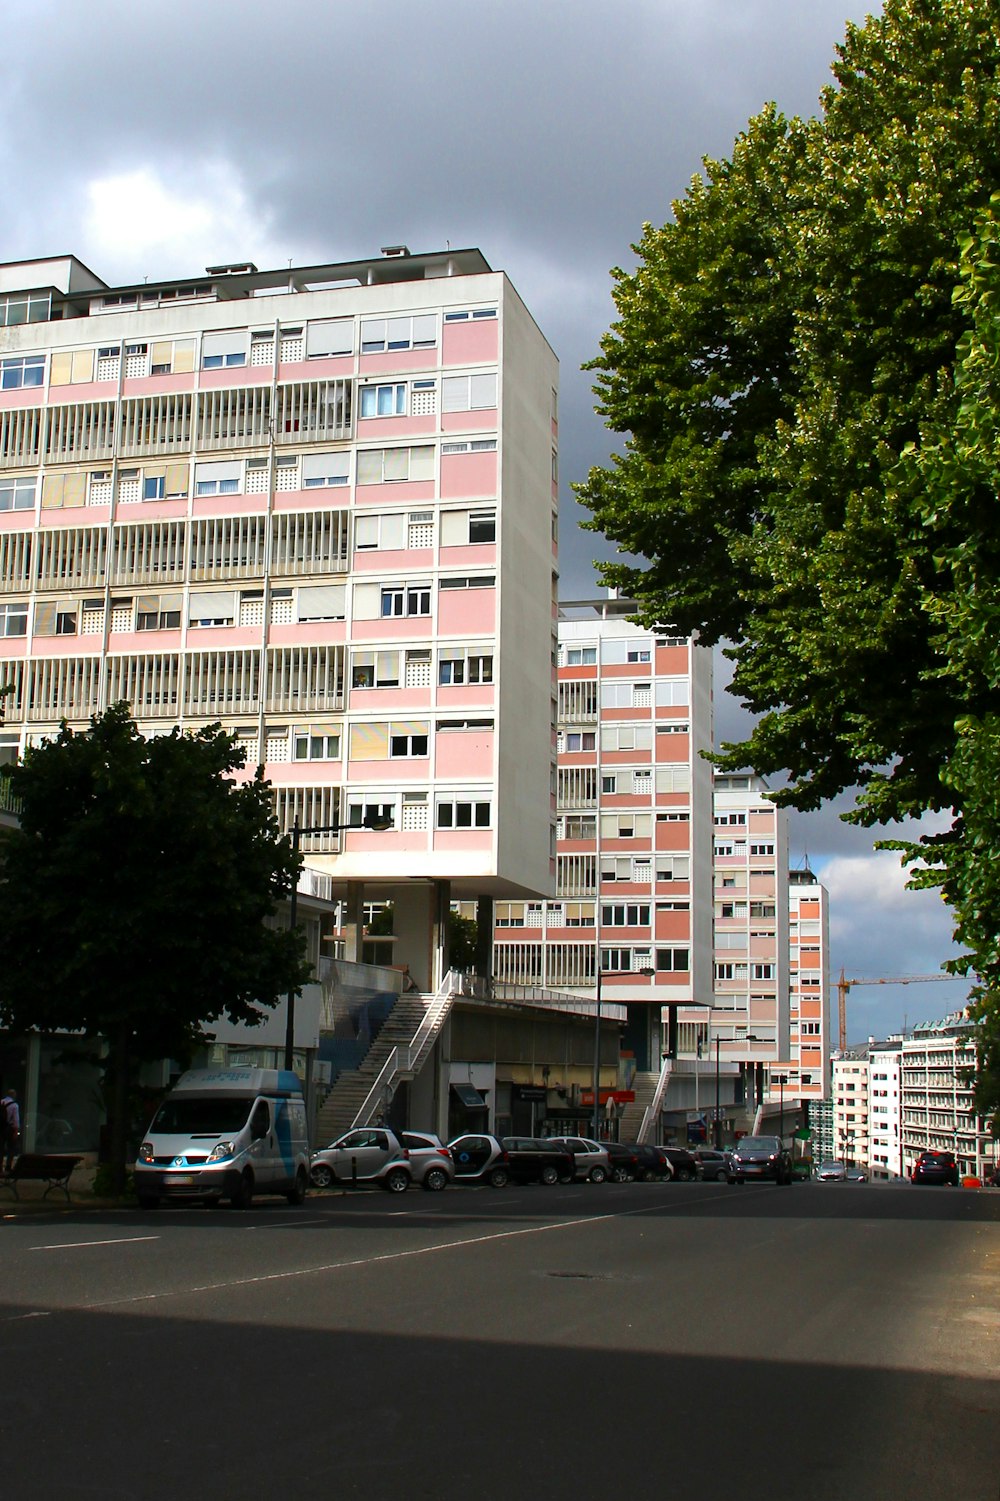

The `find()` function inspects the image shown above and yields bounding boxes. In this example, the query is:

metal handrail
[637,1057,674,1144]
[355,1046,399,1127]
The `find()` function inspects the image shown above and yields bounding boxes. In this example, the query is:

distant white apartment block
[900,1013,993,1179]
[868,1039,903,1179]
[0,248,558,988]
[832,1049,870,1169]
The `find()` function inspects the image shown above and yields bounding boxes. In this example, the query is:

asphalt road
[2,1179,998,1501]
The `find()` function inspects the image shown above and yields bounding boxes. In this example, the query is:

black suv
[499,1137,576,1185]
[911,1150,960,1186]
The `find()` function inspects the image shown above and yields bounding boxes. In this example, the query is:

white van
[134,1068,309,1210]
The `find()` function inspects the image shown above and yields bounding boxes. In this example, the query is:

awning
[451,1084,487,1109]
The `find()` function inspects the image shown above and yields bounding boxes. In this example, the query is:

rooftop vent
[205,262,258,276]
[380,245,410,258]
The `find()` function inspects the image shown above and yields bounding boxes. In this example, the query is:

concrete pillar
[475,895,494,982]
[342,881,364,963]
[432,878,451,992]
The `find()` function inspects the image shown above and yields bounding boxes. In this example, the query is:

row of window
[3,309,498,388]
[1,441,499,512]
[715,963,776,980]
[561,637,685,666]
[715,841,776,857]
[559,724,691,754]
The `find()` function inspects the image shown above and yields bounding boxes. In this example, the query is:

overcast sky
[1,0,970,1037]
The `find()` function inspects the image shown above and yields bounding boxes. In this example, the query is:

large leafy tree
[0,704,308,1190]
[576,0,1000,1120]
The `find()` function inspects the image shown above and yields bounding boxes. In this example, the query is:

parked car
[693,1148,732,1182]
[659,1146,698,1182]
[447,1133,513,1187]
[545,1137,611,1183]
[729,1135,793,1185]
[603,1141,641,1182]
[624,1143,672,1181]
[845,1167,867,1183]
[310,1127,418,1193]
[911,1150,959,1186]
[815,1159,848,1182]
[399,1131,457,1191]
[499,1136,577,1185]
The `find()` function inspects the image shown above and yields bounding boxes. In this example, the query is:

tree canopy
[576,0,1000,1121]
[0,704,308,1186]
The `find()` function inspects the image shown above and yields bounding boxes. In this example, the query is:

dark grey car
[729,1135,793,1185]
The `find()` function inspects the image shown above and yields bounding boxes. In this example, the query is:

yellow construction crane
[835,969,960,1051]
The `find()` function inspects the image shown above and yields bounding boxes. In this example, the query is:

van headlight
[138,1141,154,1163]
[207,1141,235,1163]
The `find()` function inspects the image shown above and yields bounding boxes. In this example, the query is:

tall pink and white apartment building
[0,248,558,989]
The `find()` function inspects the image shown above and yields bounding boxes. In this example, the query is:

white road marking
[70,1190,739,1312]
[30,1235,161,1252]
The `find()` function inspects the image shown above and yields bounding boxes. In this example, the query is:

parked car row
[307,1131,723,1192]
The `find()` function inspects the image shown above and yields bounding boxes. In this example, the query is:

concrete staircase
[619,1071,659,1142]
[313,995,429,1146]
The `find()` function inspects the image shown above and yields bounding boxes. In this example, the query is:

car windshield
[737,1138,779,1154]
[151,1095,254,1135]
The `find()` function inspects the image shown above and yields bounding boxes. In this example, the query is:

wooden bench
[0,1153,83,1202]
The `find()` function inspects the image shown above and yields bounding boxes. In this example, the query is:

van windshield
[151,1096,255,1135]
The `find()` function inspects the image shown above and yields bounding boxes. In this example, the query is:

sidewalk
[0,1160,125,1214]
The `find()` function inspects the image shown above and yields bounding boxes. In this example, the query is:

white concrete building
[868,1039,903,1180]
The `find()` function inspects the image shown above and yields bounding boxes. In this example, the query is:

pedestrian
[1,1089,20,1172]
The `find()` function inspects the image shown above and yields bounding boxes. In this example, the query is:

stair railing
[636,1057,674,1144]
[351,969,463,1129]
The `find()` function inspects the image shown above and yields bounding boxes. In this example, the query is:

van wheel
[230,1170,254,1210]
[286,1168,308,1205]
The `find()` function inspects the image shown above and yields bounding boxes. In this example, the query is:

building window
[301,452,350,488]
[360,382,407,418]
[202,331,247,369]
[348,799,395,828]
[602,904,650,926]
[439,574,495,591]
[0,477,36,511]
[656,948,689,972]
[438,648,493,685]
[565,646,597,666]
[626,648,651,663]
[564,731,595,752]
[390,728,429,758]
[442,372,497,411]
[444,308,497,322]
[292,730,341,761]
[437,799,491,829]
[361,314,436,353]
[750,842,775,856]
[752,963,775,980]
[440,438,497,455]
[0,602,28,638]
[0,291,50,326]
[715,963,749,981]
[195,461,241,496]
[357,446,434,485]
[1,355,44,389]
[601,948,633,972]
[380,584,431,618]
[351,650,400,689]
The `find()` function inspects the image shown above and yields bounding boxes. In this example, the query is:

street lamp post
[591,963,603,1142]
[715,1034,722,1150]
[283,809,392,1071]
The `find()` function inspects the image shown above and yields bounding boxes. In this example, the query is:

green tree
[0,703,308,1191]
[577,0,1000,1121]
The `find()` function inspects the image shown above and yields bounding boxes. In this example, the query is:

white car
[544,1136,611,1183]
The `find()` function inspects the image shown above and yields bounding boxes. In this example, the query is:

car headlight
[138,1141,154,1163]
[207,1141,235,1163]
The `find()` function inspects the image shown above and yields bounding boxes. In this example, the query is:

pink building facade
[0,249,558,990]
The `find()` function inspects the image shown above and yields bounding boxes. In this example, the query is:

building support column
[342,882,365,964]
[475,895,494,985]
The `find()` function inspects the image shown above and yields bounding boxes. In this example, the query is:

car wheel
[310,1163,335,1189]
[641,1169,657,1183]
[383,1168,410,1193]
[558,1174,574,1185]
[136,1194,159,1210]
[422,1167,448,1192]
[713,1170,727,1182]
[610,1166,630,1183]
[589,1165,607,1184]
[488,1166,509,1188]
[676,1169,693,1182]
[540,1165,559,1185]
[229,1169,254,1210]
[286,1167,308,1205]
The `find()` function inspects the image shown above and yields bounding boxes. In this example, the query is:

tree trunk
[107,1024,131,1197]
